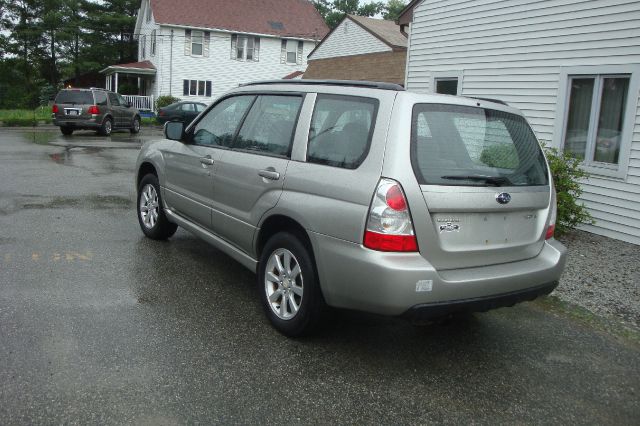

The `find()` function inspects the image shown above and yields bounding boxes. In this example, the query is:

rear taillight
[52,104,59,113]
[546,186,557,240]
[364,178,418,252]
[87,105,100,114]
[158,110,165,116]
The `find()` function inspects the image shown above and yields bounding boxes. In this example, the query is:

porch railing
[123,95,154,112]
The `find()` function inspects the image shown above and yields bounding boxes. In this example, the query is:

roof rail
[240,79,405,91]
[467,97,509,106]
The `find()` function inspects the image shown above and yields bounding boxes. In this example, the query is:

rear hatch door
[54,90,93,120]
[409,103,551,270]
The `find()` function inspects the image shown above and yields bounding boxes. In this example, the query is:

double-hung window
[286,40,297,64]
[233,36,259,61]
[150,30,156,56]
[141,35,146,58]
[191,30,203,56]
[559,66,638,178]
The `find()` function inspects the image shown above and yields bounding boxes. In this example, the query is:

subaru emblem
[496,192,511,204]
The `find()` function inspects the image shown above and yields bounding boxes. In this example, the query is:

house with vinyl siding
[304,15,408,85]
[100,0,328,109]
[400,0,640,244]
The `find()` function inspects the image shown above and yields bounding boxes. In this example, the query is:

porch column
[115,72,119,93]
[105,75,109,90]
[137,77,141,95]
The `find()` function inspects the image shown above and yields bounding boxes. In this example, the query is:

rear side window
[411,104,548,186]
[108,93,120,106]
[307,94,378,169]
[55,90,93,105]
[94,91,108,106]
[192,95,254,147]
[233,95,302,157]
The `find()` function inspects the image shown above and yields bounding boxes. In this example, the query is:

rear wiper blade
[441,174,512,186]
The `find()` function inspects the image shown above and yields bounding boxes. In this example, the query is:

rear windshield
[411,104,548,187]
[55,90,94,105]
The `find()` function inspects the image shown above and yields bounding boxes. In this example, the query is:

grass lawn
[0,108,53,126]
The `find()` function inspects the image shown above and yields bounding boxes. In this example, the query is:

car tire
[130,116,141,134]
[258,231,326,337]
[99,117,113,136]
[137,174,178,240]
[60,126,73,135]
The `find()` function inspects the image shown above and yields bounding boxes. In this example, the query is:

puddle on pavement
[16,194,133,212]
[21,131,59,145]
[48,146,103,165]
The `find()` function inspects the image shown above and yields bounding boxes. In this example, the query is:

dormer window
[145,0,152,22]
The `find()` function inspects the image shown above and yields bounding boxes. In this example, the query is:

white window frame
[191,30,204,57]
[184,79,212,97]
[553,65,640,179]
[145,0,152,23]
[430,71,463,96]
[236,36,255,61]
[150,30,156,56]
[285,39,297,64]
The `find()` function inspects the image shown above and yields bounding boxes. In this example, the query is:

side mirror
[164,121,185,141]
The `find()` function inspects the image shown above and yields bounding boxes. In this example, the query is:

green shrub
[2,117,37,127]
[542,144,594,236]
[155,95,180,110]
[480,144,518,168]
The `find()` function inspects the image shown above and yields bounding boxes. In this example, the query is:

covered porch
[100,60,156,112]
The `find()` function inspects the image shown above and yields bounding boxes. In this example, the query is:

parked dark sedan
[157,101,207,125]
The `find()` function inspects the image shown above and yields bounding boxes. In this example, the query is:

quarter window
[234,95,302,157]
[563,75,630,166]
[191,30,203,56]
[307,95,378,169]
[108,92,120,106]
[192,96,254,147]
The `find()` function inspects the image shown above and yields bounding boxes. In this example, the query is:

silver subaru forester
[135,80,566,336]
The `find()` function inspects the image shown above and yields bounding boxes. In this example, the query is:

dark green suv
[52,88,141,136]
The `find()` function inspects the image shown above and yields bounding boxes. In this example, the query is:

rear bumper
[309,232,567,316]
[403,281,558,320]
[53,118,100,129]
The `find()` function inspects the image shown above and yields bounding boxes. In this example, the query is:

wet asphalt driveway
[0,128,638,425]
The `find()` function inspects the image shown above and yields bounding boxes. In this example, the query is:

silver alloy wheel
[133,118,140,132]
[105,120,112,135]
[139,183,159,229]
[265,248,303,320]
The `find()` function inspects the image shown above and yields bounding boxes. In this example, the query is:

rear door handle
[200,156,214,165]
[258,169,280,180]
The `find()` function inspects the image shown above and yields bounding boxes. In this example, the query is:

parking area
[0,128,638,424]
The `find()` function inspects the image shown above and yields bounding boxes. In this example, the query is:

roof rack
[467,97,509,106]
[240,79,405,91]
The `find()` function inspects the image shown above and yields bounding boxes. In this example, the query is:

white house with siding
[101,0,328,109]
[401,0,640,244]
[304,15,407,85]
